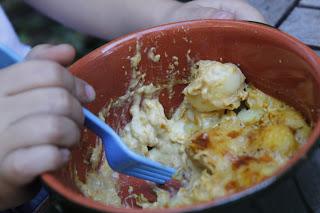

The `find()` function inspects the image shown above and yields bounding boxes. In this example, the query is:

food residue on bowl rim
[75,41,311,209]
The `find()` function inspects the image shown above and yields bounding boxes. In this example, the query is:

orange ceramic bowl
[41,20,320,213]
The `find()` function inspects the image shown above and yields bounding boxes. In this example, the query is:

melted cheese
[183,60,247,112]
[76,61,311,208]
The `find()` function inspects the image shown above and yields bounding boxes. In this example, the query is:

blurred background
[2,0,319,59]
[2,0,106,59]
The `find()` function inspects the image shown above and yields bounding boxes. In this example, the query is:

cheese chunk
[183,61,247,112]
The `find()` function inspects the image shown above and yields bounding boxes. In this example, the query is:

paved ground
[249,0,320,56]
[244,1,320,212]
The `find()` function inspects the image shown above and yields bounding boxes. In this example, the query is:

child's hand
[166,0,265,24]
[0,44,95,210]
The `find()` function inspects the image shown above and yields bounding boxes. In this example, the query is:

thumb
[216,0,266,23]
[185,6,235,20]
[25,44,76,66]
[201,7,235,19]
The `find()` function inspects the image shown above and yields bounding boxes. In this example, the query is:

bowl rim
[41,19,320,213]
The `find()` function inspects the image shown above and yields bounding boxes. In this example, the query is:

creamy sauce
[76,59,311,208]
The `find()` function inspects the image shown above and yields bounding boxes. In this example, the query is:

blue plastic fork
[0,44,176,184]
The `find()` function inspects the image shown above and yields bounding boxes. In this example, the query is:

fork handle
[83,108,107,138]
[83,108,121,140]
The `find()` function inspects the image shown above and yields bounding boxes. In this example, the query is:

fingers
[207,9,235,19]
[25,44,76,66]
[5,87,84,126]
[189,6,235,20]
[0,60,95,103]
[168,3,235,23]
[1,115,80,152]
[0,145,70,185]
[0,180,40,210]
[0,43,87,210]
[214,0,266,23]
[173,0,266,24]
[0,144,69,208]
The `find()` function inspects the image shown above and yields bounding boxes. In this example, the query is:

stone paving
[249,0,320,55]
[243,1,320,212]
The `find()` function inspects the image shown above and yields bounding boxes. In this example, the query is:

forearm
[24,0,182,40]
